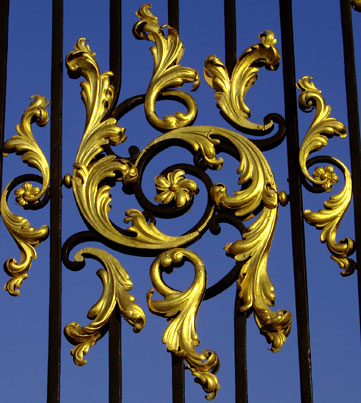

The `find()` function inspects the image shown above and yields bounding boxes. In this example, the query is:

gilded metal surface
[154,169,198,207]
[204,31,280,132]
[352,0,361,12]
[297,76,355,275]
[1,95,49,295]
[133,4,199,130]
[147,248,220,400]
[65,248,145,365]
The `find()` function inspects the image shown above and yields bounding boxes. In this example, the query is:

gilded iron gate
[1,1,361,402]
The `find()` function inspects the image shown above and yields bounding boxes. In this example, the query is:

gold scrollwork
[147,248,220,400]
[138,125,291,352]
[297,76,355,275]
[67,38,207,250]
[1,95,50,295]
[133,4,200,130]
[64,247,146,366]
[204,30,280,132]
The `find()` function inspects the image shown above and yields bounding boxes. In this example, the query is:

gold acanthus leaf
[147,249,220,400]
[225,208,292,352]
[204,30,280,132]
[133,4,200,130]
[1,95,50,295]
[64,248,146,366]
[297,76,355,275]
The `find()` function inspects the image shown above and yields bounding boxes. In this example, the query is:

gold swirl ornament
[133,4,199,130]
[297,76,355,275]
[147,248,220,400]
[66,38,213,250]
[1,95,49,295]
[136,125,291,352]
[64,248,146,366]
[204,30,280,132]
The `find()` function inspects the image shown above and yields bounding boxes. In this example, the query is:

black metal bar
[279,1,313,402]
[234,291,248,403]
[168,0,179,33]
[224,0,237,73]
[166,5,183,402]
[172,354,185,403]
[224,2,248,401]
[109,306,122,403]
[47,0,63,402]
[340,0,361,341]
[0,0,9,200]
[109,1,123,402]
[110,0,122,109]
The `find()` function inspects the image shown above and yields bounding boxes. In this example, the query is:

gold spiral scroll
[136,125,292,352]
[64,248,146,366]
[147,248,220,400]
[297,76,355,275]
[1,95,50,295]
[133,4,200,131]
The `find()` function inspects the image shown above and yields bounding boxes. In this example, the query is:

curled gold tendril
[204,30,280,132]
[133,4,200,130]
[297,76,355,275]
[147,248,220,400]
[1,95,50,295]
[64,248,146,366]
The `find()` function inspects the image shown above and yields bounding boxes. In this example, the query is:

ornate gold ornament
[61,6,292,397]
[204,30,280,132]
[297,76,355,275]
[64,248,146,366]
[1,95,49,295]
[133,3,199,131]
[148,248,220,400]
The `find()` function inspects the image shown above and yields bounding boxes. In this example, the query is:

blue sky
[1,1,361,402]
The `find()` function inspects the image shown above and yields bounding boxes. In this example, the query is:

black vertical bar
[172,354,185,403]
[224,0,237,73]
[224,2,248,401]
[110,0,122,109]
[47,0,63,402]
[168,0,179,33]
[109,307,122,403]
[279,1,313,402]
[0,0,9,197]
[340,0,361,341]
[109,1,122,402]
[168,3,183,400]
[234,291,248,403]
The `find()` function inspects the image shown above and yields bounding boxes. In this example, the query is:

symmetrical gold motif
[64,247,146,365]
[204,31,280,132]
[297,76,355,275]
[154,169,198,207]
[1,95,49,295]
[133,4,199,130]
[147,248,220,400]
